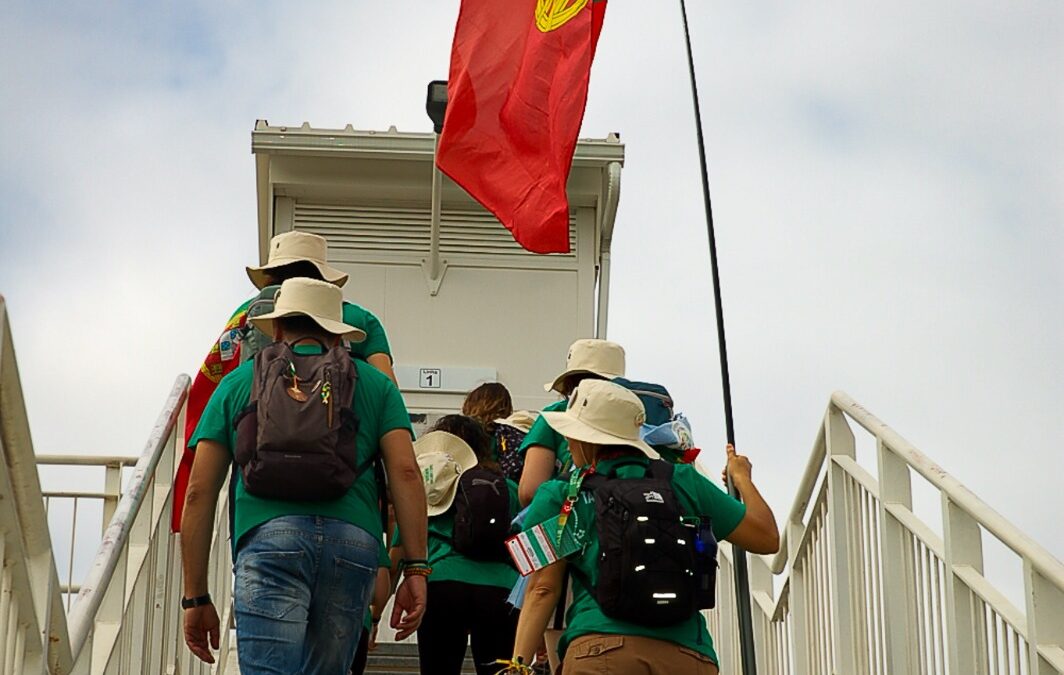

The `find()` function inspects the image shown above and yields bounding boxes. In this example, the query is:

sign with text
[396,365,498,394]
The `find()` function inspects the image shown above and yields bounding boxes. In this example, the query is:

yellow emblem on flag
[535,0,589,32]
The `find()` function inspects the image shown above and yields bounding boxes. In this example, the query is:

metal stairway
[364,643,476,675]
[2,295,1063,674]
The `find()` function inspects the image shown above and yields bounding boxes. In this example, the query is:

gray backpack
[233,340,361,501]
[239,285,281,363]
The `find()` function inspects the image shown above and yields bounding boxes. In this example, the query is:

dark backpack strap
[580,458,654,492]
[553,569,570,630]
[644,459,675,481]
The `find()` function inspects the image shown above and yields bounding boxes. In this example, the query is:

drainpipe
[596,161,622,338]
[424,134,447,296]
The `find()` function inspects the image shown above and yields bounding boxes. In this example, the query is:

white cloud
[1,0,1061,602]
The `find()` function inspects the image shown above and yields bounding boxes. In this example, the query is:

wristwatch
[181,593,213,610]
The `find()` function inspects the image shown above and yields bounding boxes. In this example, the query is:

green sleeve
[378,541,391,568]
[518,406,565,456]
[523,480,565,528]
[376,377,413,440]
[343,303,392,360]
[677,464,747,541]
[390,524,401,548]
[188,370,241,452]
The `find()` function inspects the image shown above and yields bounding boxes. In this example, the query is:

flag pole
[677,1,758,672]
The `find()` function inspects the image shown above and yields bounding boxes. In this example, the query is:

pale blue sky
[1,1,1061,593]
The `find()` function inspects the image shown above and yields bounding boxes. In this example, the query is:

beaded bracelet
[403,565,432,578]
[493,657,534,674]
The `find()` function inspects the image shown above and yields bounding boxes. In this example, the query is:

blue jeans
[234,515,378,675]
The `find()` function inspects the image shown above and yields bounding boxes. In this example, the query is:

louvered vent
[293,203,576,258]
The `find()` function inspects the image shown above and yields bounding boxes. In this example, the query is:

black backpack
[233,340,361,502]
[494,424,528,482]
[452,466,512,562]
[582,460,717,627]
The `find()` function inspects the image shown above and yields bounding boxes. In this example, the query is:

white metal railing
[0,295,72,673]
[37,454,139,608]
[708,391,1064,675]
[64,374,235,675]
[0,296,235,674]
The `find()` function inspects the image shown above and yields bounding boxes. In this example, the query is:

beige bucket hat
[414,431,480,517]
[542,379,659,459]
[544,339,626,393]
[493,410,539,433]
[249,278,367,342]
[247,231,350,290]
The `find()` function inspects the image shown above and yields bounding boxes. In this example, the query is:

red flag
[437,0,607,254]
[171,307,248,532]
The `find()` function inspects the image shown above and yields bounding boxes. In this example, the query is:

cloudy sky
[2,0,1061,599]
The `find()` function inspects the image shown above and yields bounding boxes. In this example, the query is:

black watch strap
[181,593,213,610]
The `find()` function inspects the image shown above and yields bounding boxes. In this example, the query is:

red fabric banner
[171,308,248,532]
[437,0,607,254]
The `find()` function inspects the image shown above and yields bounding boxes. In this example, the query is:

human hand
[721,444,753,487]
[183,604,221,664]
[390,574,427,640]
[368,621,379,651]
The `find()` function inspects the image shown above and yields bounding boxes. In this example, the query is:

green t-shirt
[523,457,747,664]
[518,399,571,474]
[340,302,392,361]
[232,298,392,360]
[190,355,412,551]
[393,479,521,590]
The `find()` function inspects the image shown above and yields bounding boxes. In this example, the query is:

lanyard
[557,465,594,541]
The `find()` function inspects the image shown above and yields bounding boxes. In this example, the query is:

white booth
[252,121,624,427]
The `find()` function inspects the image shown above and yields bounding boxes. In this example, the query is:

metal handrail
[65,374,190,657]
[713,391,1064,675]
[831,390,1064,588]
[36,454,139,466]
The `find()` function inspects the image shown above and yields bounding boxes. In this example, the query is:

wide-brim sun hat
[247,231,350,290]
[542,379,660,460]
[249,278,367,342]
[414,431,480,517]
[544,338,626,393]
[493,410,539,433]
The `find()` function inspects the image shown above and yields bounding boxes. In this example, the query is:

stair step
[365,641,477,674]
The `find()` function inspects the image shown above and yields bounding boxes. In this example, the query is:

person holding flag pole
[678,0,762,670]
[434,0,768,666]
[499,380,779,674]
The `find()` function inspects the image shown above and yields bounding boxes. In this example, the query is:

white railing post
[788,519,811,674]
[877,439,917,674]
[825,405,858,674]
[749,555,773,670]
[102,463,122,537]
[942,493,988,674]
[717,546,739,673]
[1025,559,1064,675]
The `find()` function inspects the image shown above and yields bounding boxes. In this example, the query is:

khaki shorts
[562,633,719,675]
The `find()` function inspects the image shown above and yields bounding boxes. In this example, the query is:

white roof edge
[251,119,625,166]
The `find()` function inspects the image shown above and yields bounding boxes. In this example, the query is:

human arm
[518,445,556,506]
[367,353,398,385]
[721,444,780,555]
[512,561,568,666]
[379,428,428,639]
[180,440,231,664]
[367,566,392,650]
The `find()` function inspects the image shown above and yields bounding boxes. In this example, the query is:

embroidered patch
[219,329,242,362]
